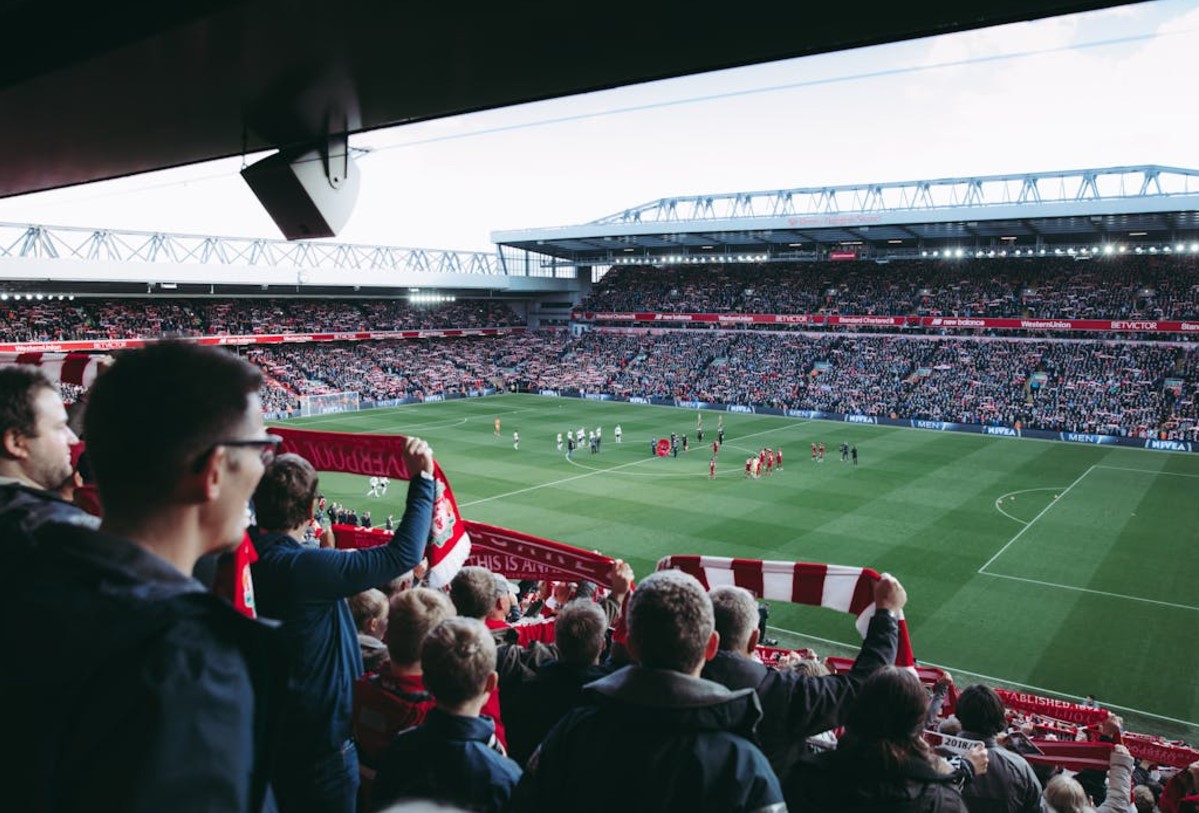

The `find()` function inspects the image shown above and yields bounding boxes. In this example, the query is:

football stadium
[3,2,1199,812]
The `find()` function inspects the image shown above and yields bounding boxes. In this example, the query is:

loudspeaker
[241,147,360,240]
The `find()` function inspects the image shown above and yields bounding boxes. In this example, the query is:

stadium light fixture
[0,293,6,300]
[954,248,964,258]
[1149,246,1158,253]
[1103,244,1114,255]
[1177,243,1185,252]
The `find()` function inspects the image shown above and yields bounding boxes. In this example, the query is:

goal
[298,390,361,417]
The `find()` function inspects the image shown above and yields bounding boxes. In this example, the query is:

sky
[0,0,1197,254]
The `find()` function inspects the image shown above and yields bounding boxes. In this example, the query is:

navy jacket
[512,665,786,813]
[0,479,99,534]
[701,609,898,782]
[371,707,521,813]
[0,519,287,813]
[251,474,433,756]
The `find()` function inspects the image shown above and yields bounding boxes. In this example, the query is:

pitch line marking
[462,422,809,506]
[978,571,1199,613]
[459,457,653,507]
[1095,464,1199,479]
[764,625,1199,728]
[562,456,709,478]
[993,487,1062,525]
[977,465,1094,574]
[273,412,469,431]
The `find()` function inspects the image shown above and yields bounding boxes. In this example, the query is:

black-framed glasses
[194,435,283,471]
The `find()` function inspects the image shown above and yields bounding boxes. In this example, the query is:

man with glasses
[250,438,435,813]
[2,341,287,813]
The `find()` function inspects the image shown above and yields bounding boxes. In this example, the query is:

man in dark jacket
[512,569,786,813]
[701,577,904,783]
[0,364,97,532]
[500,598,615,766]
[251,445,435,813]
[954,684,1041,813]
[1,342,288,813]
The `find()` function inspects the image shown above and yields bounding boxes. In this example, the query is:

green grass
[272,393,1199,740]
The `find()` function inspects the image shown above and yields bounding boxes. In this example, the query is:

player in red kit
[811,442,817,461]
[765,449,774,475]
[709,457,716,479]
[817,442,826,462]
[776,448,783,470]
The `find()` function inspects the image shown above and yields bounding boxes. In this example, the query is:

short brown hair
[627,569,713,673]
[421,617,495,708]
[386,587,456,666]
[253,453,318,531]
[448,566,501,619]
[709,585,758,652]
[349,588,389,633]
[84,342,263,514]
[0,365,55,441]
[554,600,608,665]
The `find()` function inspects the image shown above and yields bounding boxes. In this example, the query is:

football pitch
[272,393,1199,740]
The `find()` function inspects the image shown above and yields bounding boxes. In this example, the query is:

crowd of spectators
[0,298,522,342]
[254,331,1195,440]
[581,257,1199,321]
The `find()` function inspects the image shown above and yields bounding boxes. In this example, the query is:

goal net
[298,391,361,418]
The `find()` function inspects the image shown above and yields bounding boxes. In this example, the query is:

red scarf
[658,555,915,667]
[270,427,470,588]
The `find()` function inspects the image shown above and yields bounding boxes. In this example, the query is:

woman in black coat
[785,666,985,813]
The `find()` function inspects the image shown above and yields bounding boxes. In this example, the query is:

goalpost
[298,391,361,417]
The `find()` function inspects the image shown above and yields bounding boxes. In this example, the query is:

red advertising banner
[573,311,1199,334]
[828,250,858,261]
[825,315,910,327]
[0,327,523,354]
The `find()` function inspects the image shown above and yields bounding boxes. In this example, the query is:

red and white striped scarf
[657,555,915,667]
[0,351,102,387]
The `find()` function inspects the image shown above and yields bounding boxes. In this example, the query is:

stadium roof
[491,165,1199,264]
[0,0,1147,201]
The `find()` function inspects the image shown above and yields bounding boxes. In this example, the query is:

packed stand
[581,256,1199,321]
[0,297,522,341]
